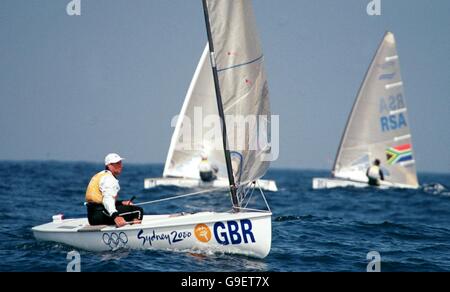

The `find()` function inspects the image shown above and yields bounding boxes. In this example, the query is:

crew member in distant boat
[366,159,385,186]
[199,154,218,182]
[85,153,143,227]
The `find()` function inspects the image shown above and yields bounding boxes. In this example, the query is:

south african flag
[386,144,413,165]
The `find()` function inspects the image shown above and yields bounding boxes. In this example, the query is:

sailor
[366,159,385,186]
[85,153,143,227]
[198,154,218,182]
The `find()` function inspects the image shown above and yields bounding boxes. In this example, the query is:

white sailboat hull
[33,211,272,259]
[312,177,418,190]
[144,177,278,192]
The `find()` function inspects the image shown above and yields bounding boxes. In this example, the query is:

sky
[0,0,449,173]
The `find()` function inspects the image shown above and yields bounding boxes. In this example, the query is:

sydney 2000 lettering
[135,219,256,247]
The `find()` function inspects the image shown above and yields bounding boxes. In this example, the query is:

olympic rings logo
[102,232,128,250]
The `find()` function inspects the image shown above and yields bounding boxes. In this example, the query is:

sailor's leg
[116,205,144,222]
[87,204,115,225]
[200,171,214,182]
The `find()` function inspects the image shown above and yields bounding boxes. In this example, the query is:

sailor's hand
[114,216,127,227]
[122,200,134,206]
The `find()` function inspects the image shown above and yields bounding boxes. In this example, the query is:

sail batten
[217,55,264,73]
[385,55,399,62]
[394,134,411,142]
[333,32,419,188]
[385,82,403,90]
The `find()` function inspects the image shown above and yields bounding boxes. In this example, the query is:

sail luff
[201,0,239,209]
[163,45,210,178]
[332,33,387,175]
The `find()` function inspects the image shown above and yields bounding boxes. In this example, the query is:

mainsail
[203,0,271,186]
[333,32,419,188]
[163,45,226,180]
[165,0,272,188]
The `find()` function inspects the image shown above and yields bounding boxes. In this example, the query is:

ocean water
[0,161,449,272]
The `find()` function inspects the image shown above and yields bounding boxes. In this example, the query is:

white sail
[204,0,272,185]
[163,45,226,180]
[333,32,419,188]
[164,0,272,186]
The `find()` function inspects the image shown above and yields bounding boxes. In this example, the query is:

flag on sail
[386,144,413,165]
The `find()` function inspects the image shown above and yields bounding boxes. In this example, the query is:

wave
[422,183,449,196]
[355,220,410,229]
[274,215,314,222]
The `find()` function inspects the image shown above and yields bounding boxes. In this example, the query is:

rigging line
[135,187,228,206]
[238,184,250,205]
[234,207,269,213]
[256,180,271,212]
[241,181,256,203]
[243,185,256,209]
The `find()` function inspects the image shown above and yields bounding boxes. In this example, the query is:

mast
[201,0,239,210]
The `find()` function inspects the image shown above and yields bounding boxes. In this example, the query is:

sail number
[379,94,408,132]
[213,219,256,245]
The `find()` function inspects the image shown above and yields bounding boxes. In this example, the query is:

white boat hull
[144,177,278,192]
[312,177,418,190]
[33,211,272,259]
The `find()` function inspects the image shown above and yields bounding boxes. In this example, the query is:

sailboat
[33,0,273,259]
[313,32,419,190]
[143,45,277,192]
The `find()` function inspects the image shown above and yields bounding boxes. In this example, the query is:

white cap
[104,153,124,165]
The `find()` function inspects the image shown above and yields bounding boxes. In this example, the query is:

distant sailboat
[313,32,419,190]
[33,0,274,258]
[143,44,277,192]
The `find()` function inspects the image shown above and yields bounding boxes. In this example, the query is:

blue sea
[0,161,449,272]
